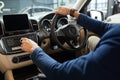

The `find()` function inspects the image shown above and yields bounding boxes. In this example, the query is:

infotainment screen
[3,14,32,34]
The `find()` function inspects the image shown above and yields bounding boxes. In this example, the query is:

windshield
[0,0,77,18]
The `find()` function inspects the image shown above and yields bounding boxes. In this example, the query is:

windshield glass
[0,0,77,18]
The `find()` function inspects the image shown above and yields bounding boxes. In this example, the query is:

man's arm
[77,13,110,37]
[31,47,93,80]
[55,6,111,37]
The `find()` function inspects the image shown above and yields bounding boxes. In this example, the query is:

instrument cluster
[38,13,68,35]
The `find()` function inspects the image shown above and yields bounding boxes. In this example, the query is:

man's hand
[54,6,70,15]
[20,38,39,53]
[54,6,80,18]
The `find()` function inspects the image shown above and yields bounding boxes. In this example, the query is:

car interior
[0,0,119,80]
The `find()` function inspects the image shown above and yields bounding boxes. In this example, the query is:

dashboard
[0,0,92,79]
[0,13,88,80]
[0,11,90,80]
[0,13,69,73]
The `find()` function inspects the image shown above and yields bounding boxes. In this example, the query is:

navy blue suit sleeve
[31,48,96,80]
[77,14,110,37]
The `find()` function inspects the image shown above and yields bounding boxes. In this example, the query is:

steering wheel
[51,14,88,51]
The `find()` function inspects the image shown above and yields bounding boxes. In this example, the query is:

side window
[113,1,120,14]
[34,8,42,13]
[28,9,35,14]
[34,8,52,12]
[43,8,52,12]
[40,8,44,12]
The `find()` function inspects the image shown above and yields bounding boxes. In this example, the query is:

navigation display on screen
[3,14,31,33]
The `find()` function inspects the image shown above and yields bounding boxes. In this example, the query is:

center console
[0,14,38,55]
[1,32,38,54]
[0,13,43,80]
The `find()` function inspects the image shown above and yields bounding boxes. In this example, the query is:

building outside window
[88,0,108,17]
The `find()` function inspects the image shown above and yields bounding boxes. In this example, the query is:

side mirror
[87,10,104,21]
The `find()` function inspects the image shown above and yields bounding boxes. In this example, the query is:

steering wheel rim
[51,14,88,51]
